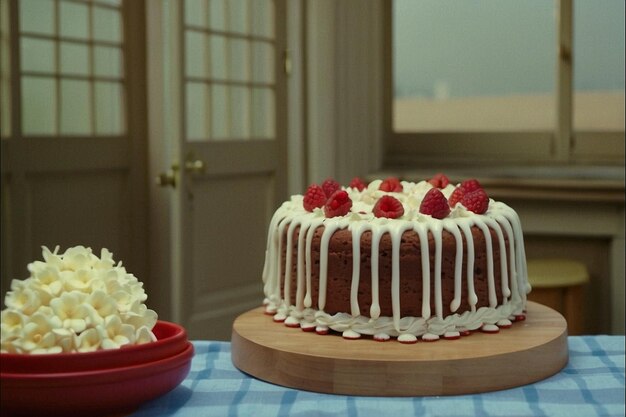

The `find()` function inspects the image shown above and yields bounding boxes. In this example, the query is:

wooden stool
[527,258,589,335]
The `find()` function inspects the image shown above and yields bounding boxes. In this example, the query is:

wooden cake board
[231,301,568,396]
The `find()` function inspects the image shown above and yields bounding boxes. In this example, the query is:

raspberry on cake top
[262,175,531,342]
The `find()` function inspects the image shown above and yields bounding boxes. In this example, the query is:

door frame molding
[146,0,179,322]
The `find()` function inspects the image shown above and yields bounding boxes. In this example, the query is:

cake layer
[280,226,507,319]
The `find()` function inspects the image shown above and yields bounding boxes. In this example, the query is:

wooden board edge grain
[230,302,569,396]
[435,330,569,395]
[231,325,338,394]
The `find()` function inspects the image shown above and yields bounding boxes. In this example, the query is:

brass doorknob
[185,159,205,175]
[156,157,205,188]
[156,170,176,187]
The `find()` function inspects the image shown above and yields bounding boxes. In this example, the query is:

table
[130,336,625,417]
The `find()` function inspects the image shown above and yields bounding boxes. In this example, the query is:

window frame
[4,0,130,139]
[179,0,280,143]
[383,0,624,169]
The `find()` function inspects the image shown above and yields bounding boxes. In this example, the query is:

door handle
[156,168,177,188]
[184,159,205,175]
[156,157,206,188]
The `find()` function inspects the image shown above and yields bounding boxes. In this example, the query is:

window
[387,0,624,166]
[3,0,126,138]
[182,0,276,142]
[573,2,624,132]
[393,0,556,133]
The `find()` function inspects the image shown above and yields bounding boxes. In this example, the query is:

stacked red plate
[0,320,193,417]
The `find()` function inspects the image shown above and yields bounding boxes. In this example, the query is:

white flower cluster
[1,246,158,354]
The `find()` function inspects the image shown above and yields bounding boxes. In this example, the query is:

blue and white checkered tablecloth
[131,336,625,417]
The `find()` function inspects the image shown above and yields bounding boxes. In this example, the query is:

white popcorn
[31,266,64,297]
[74,328,102,353]
[135,325,157,345]
[99,315,136,349]
[5,287,43,315]
[86,290,117,323]
[49,292,90,334]
[1,310,25,341]
[17,312,62,354]
[1,246,158,354]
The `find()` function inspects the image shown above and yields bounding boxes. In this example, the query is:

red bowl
[1,320,188,374]
[0,342,194,417]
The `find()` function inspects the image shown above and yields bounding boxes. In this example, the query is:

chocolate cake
[262,176,530,343]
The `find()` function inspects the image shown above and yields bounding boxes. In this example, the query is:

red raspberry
[461,188,489,214]
[379,176,403,192]
[428,173,450,189]
[448,187,465,208]
[460,179,482,193]
[373,195,404,219]
[419,188,450,219]
[324,190,352,218]
[349,177,367,191]
[321,178,341,198]
[303,184,326,212]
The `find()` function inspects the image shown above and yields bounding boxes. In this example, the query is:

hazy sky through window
[393,0,625,99]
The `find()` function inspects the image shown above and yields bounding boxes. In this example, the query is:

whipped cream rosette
[1,246,158,354]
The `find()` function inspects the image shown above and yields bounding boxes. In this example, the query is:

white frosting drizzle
[304,217,324,309]
[370,227,382,320]
[485,216,511,302]
[431,221,443,319]
[349,224,365,317]
[415,226,431,319]
[263,181,530,340]
[474,219,497,308]
[443,220,464,313]
[391,222,413,332]
[284,220,299,306]
[458,221,478,310]
[295,221,310,311]
[319,221,342,311]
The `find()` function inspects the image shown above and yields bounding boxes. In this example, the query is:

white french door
[1,0,148,298]
[148,0,288,340]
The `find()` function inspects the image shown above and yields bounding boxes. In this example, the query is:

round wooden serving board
[231,301,568,396]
